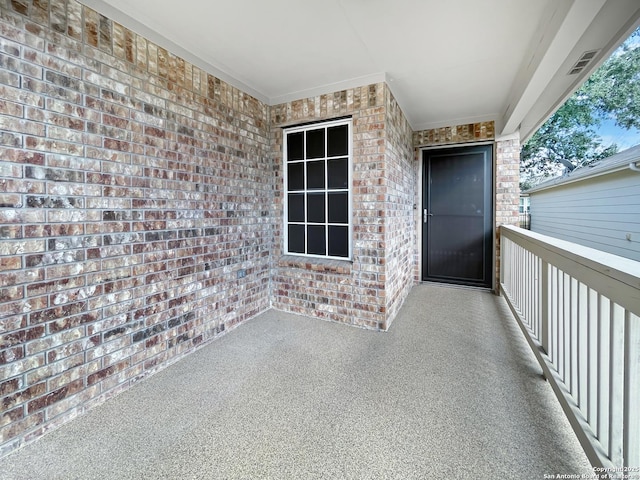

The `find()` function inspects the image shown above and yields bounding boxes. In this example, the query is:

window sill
[278,255,353,274]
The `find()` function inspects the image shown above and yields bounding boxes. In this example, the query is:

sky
[595,30,640,151]
[597,119,640,151]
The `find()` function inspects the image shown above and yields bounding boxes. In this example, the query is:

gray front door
[422,145,493,288]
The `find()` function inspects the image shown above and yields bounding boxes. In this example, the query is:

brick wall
[382,90,415,328]
[413,121,495,148]
[270,86,415,331]
[270,84,392,330]
[494,135,521,287]
[0,1,273,455]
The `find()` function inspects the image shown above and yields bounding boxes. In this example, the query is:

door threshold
[419,280,494,293]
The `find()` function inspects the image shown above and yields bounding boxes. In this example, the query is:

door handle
[423,209,433,222]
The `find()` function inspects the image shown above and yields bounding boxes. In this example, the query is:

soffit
[80,0,640,138]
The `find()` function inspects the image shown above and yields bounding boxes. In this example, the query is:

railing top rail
[501,225,640,314]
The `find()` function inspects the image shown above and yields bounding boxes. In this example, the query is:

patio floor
[0,284,593,480]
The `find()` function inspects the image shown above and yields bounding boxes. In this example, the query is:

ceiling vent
[568,50,599,75]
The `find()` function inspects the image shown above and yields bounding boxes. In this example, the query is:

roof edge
[525,145,640,193]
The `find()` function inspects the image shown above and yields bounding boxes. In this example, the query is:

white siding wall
[529,170,640,261]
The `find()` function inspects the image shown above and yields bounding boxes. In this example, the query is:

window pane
[284,120,351,260]
[288,225,305,254]
[327,158,348,189]
[307,193,325,223]
[306,128,325,159]
[328,192,348,223]
[287,162,304,191]
[328,226,348,257]
[307,225,326,255]
[327,125,348,157]
[288,193,305,222]
[307,160,325,190]
[287,132,304,161]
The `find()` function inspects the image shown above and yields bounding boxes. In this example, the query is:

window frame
[283,118,353,261]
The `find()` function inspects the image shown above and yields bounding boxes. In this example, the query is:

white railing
[500,225,640,477]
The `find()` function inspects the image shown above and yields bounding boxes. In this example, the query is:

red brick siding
[382,90,415,328]
[495,136,521,287]
[0,0,272,455]
[270,85,390,330]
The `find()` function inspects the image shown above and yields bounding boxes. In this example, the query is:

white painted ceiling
[82,0,640,139]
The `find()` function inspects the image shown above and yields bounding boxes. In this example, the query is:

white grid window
[283,118,352,260]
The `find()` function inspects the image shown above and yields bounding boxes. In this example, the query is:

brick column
[495,133,521,289]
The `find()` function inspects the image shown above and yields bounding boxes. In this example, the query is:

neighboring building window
[283,118,352,259]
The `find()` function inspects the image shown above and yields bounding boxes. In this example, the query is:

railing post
[609,304,624,465]
[541,260,550,356]
[624,312,640,467]
[500,226,505,296]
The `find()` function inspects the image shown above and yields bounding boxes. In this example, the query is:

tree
[520,28,640,190]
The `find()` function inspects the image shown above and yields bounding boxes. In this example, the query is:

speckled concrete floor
[0,284,593,480]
